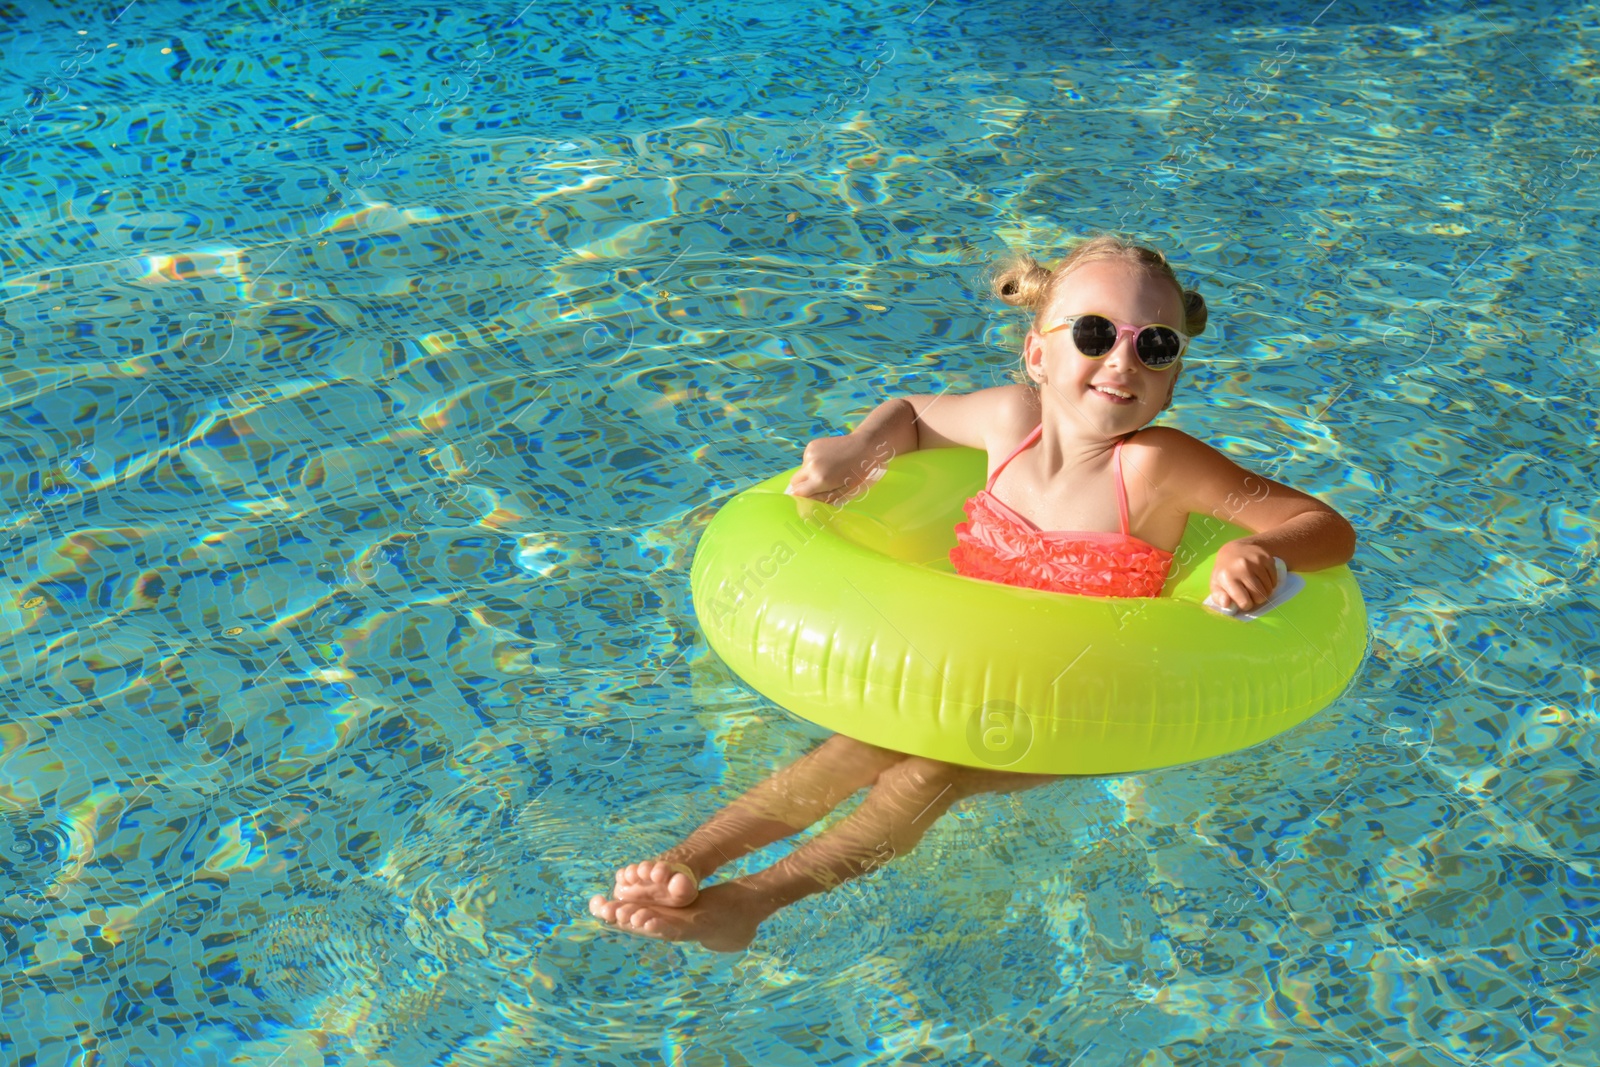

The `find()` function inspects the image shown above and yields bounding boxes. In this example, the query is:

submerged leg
[592,756,1061,952]
[736,756,1059,906]
[607,734,907,908]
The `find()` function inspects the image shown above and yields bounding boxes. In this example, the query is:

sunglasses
[1040,314,1189,371]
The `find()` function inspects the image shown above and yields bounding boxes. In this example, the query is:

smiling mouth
[1092,385,1136,401]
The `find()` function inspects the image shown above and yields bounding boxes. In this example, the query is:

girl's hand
[785,434,889,503]
[1210,540,1280,613]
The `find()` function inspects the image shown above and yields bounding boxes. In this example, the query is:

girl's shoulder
[1122,425,1226,481]
[987,383,1043,442]
[910,383,1040,453]
[1124,424,1205,458]
[1123,426,1289,519]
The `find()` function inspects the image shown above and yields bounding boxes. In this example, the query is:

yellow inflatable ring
[690,447,1368,775]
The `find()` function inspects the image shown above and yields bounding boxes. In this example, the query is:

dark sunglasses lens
[1071,315,1117,357]
[1137,327,1183,368]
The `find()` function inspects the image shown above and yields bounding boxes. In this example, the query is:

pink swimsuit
[950,425,1174,598]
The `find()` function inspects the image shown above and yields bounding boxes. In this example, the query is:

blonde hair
[989,234,1208,389]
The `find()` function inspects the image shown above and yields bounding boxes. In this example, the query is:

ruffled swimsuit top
[950,425,1174,598]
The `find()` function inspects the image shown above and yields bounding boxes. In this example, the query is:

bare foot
[588,881,773,953]
[611,859,700,907]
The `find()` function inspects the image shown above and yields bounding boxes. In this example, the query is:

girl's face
[1023,260,1185,436]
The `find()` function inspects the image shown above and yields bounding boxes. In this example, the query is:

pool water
[1,0,1596,1063]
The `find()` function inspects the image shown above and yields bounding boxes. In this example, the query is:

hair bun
[990,254,1052,310]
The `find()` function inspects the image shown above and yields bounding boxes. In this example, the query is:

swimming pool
[1,0,1595,1062]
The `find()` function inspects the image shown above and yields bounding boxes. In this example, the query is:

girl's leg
[594,756,1061,952]
[729,756,1060,910]
[613,734,907,902]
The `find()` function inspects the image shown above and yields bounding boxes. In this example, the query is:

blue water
[1,0,1596,1063]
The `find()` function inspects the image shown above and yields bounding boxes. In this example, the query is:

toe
[666,865,698,902]
[614,863,654,900]
[629,907,667,935]
[616,862,648,893]
[625,906,661,933]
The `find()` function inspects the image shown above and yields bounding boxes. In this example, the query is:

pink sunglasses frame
[1038,314,1190,370]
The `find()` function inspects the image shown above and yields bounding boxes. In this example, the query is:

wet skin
[588,735,1058,952]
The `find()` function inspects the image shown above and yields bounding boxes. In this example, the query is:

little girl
[589,235,1357,952]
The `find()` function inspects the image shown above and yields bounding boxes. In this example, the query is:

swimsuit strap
[1113,436,1131,536]
[985,423,1044,492]
[990,425,1135,536]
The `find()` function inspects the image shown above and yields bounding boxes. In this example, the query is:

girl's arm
[1135,427,1358,610]
[787,385,1035,501]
